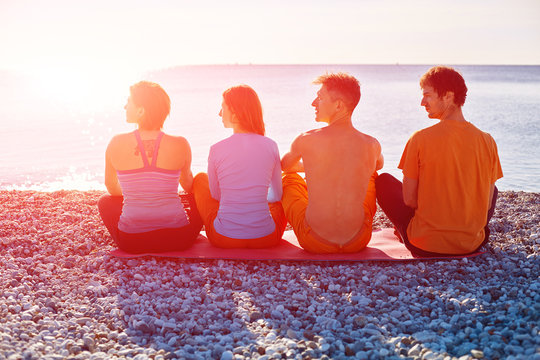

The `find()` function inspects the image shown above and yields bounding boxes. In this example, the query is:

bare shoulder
[164,134,191,149]
[297,128,325,142]
[290,129,321,151]
[356,131,381,147]
[107,132,133,150]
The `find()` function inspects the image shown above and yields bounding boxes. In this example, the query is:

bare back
[109,132,189,171]
[297,124,382,243]
[105,131,194,195]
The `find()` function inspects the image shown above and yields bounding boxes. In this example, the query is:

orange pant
[281,173,377,253]
[192,173,287,248]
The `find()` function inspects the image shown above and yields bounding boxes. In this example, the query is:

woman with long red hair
[193,85,286,248]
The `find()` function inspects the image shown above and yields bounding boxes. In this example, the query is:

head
[126,81,171,130]
[420,66,467,108]
[220,85,265,135]
[312,72,360,122]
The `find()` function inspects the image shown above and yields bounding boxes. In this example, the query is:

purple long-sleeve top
[208,133,283,239]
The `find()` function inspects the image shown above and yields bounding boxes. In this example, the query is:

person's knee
[192,173,209,196]
[375,173,402,200]
[375,172,395,187]
[98,194,110,207]
[193,172,208,185]
[98,194,120,213]
[282,172,302,184]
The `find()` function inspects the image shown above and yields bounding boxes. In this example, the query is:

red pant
[192,173,287,248]
[98,194,202,253]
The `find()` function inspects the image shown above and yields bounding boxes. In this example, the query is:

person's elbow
[376,154,384,171]
[281,152,296,171]
[106,182,122,196]
[268,188,283,203]
[180,172,194,193]
[280,157,292,172]
[402,177,418,209]
[403,195,417,209]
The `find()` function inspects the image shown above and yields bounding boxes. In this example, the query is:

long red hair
[222,85,265,136]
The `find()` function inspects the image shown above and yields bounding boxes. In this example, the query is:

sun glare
[26,63,142,110]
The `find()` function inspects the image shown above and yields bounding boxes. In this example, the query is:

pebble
[0,190,538,359]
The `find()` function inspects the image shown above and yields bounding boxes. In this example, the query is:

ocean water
[1,65,539,192]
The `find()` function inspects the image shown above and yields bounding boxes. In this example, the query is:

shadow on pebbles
[0,190,538,360]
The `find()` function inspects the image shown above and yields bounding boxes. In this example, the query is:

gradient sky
[1,0,539,75]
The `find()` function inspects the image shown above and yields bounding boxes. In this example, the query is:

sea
[1,65,539,192]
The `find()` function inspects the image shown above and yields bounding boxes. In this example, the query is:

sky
[1,0,539,76]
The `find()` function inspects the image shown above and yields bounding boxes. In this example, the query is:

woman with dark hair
[98,81,202,253]
[193,85,286,248]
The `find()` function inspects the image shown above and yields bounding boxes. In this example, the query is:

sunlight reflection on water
[1,65,539,192]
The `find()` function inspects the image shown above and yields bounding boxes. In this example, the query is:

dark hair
[420,66,467,107]
[130,81,171,130]
[223,85,265,136]
[313,72,361,112]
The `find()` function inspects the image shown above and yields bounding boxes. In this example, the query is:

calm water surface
[1,65,539,192]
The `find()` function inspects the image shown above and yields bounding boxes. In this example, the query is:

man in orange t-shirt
[376,66,503,256]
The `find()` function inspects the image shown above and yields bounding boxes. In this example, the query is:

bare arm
[178,138,194,193]
[402,176,418,209]
[104,143,122,196]
[376,152,384,171]
[207,150,221,201]
[488,183,495,209]
[281,136,305,173]
[268,152,283,202]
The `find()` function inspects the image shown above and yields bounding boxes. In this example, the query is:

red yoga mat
[109,228,485,261]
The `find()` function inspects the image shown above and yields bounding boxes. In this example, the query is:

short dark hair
[420,66,467,107]
[313,72,361,113]
[130,81,171,130]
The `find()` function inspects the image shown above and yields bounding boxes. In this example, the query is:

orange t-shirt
[399,120,503,254]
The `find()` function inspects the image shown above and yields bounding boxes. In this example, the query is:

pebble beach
[0,190,538,360]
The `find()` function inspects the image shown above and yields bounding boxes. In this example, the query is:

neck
[232,123,252,134]
[137,128,161,135]
[440,105,466,122]
[327,112,353,128]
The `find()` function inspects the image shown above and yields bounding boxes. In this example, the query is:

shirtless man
[281,72,383,253]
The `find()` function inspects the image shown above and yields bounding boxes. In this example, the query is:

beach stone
[249,311,263,322]
[82,336,95,351]
[471,349,484,358]
[76,317,92,326]
[303,329,316,341]
[220,350,233,360]
[0,190,538,360]
[286,329,297,339]
[408,344,422,357]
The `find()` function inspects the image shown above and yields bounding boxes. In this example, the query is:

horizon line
[2,62,539,75]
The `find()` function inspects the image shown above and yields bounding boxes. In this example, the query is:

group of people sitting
[98,65,503,257]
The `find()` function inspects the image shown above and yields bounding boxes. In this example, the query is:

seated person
[376,66,503,256]
[192,85,287,248]
[98,81,202,253]
[281,72,383,253]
